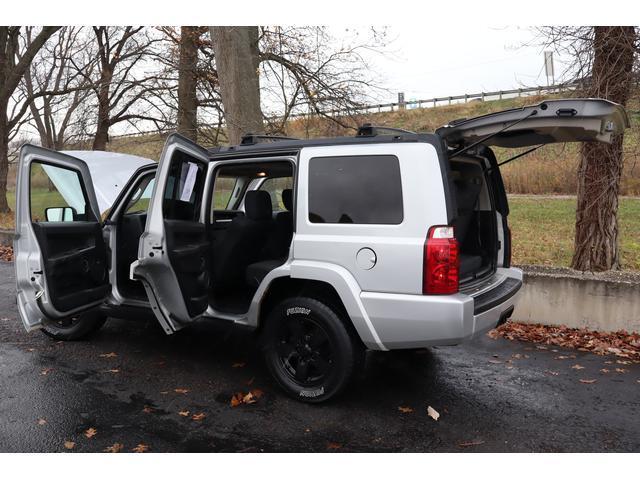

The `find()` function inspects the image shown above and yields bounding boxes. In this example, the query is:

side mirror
[45,206,77,222]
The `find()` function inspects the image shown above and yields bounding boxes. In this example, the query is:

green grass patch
[509,196,640,270]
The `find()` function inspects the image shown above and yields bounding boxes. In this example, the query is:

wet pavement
[0,261,639,452]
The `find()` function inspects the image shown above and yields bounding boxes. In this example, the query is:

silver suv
[14,99,628,402]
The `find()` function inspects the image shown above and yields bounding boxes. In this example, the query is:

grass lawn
[509,196,640,270]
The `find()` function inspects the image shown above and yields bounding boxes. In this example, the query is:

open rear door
[436,98,629,149]
[131,134,211,334]
[15,145,109,331]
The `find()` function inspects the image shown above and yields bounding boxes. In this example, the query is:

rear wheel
[41,310,107,341]
[262,296,363,403]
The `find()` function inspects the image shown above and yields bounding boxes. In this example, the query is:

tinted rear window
[308,155,403,224]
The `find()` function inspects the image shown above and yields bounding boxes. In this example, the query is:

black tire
[261,296,364,403]
[41,309,107,341]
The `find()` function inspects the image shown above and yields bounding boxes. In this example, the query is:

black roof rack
[240,133,300,146]
[356,123,416,137]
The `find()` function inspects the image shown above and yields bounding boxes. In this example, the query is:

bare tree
[82,26,168,150]
[0,26,59,213]
[259,26,388,133]
[540,26,639,271]
[22,27,96,150]
[210,26,264,145]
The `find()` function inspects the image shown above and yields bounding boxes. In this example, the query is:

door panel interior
[164,219,209,317]
[31,221,109,312]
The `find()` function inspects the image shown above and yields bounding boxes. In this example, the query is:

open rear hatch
[436,98,629,287]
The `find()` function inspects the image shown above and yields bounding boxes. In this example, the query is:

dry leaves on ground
[104,443,124,453]
[230,389,264,407]
[579,379,597,384]
[178,410,190,417]
[398,406,414,414]
[174,388,189,394]
[191,413,206,421]
[64,441,75,450]
[142,406,154,414]
[99,352,118,358]
[40,368,53,376]
[488,321,640,361]
[326,442,342,450]
[571,364,585,370]
[427,406,440,421]
[132,443,149,453]
[84,427,97,439]
[0,246,13,262]
[37,418,47,425]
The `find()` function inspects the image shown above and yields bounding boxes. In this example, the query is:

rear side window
[308,155,403,224]
[163,151,206,221]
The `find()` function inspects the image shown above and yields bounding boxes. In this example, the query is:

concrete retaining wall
[0,229,14,246]
[514,265,640,333]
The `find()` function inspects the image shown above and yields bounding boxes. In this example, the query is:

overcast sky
[358,25,571,103]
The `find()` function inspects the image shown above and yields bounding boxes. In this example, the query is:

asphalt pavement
[0,261,638,452]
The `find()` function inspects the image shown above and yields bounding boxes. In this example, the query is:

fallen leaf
[64,441,75,450]
[99,352,117,358]
[174,388,189,394]
[230,393,243,407]
[191,412,206,421]
[579,379,597,384]
[251,388,264,399]
[104,443,124,453]
[616,360,632,365]
[84,427,97,439]
[545,370,559,376]
[488,359,502,364]
[600,368,610,373]
[178,410,190,417]
[242,392,257,404]
[142,406,154,414]
[232,362,246,368]
[427,406,440,421]
[132,443,149,453]
[105,369,120,374]
[571,364,585,370]
[160,391,169,395]
[40,368,52,376]
[555,355,572,360]
[27,348,36,352]
[615,368,628,373]
[326,442,341,450]
[398,406,414,414]
[37,418,47,425]
[458,440,485,447]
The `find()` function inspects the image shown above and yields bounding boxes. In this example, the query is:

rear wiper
[449,108,539,159]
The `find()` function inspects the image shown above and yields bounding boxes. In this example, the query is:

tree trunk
[0,107,10,213]
[92,68,112,151]
[177,26,199,142]
[571,26,637,271]
[210,26,264,145]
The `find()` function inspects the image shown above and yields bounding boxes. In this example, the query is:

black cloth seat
[263,188,293,259]
[211,190,273,290]
[246,258,287,288]
[452,174,482,246]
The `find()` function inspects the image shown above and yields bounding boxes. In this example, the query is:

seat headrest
[281,188,293,211]
[245,190,272,220]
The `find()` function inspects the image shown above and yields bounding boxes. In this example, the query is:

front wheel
[261,297,364,403]
[41,310,107,341]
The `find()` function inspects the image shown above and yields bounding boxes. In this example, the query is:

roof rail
[356,123,416,137]
[240,133,299,146]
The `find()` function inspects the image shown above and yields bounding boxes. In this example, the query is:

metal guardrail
[106,81,580,141]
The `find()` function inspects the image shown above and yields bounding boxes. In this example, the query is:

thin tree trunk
[0,108,9,213]
[177,26,199,142]
[571,26,637,271]
[92,69,112,151]
[210,26,264,145]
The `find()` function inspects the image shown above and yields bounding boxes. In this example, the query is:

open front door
[131,134,211,334]
[436,98,630,149]
[15,145,109,331]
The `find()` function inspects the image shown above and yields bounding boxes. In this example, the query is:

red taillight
[423,225,459,295]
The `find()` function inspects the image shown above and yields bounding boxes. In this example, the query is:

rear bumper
[360,267,523,350]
